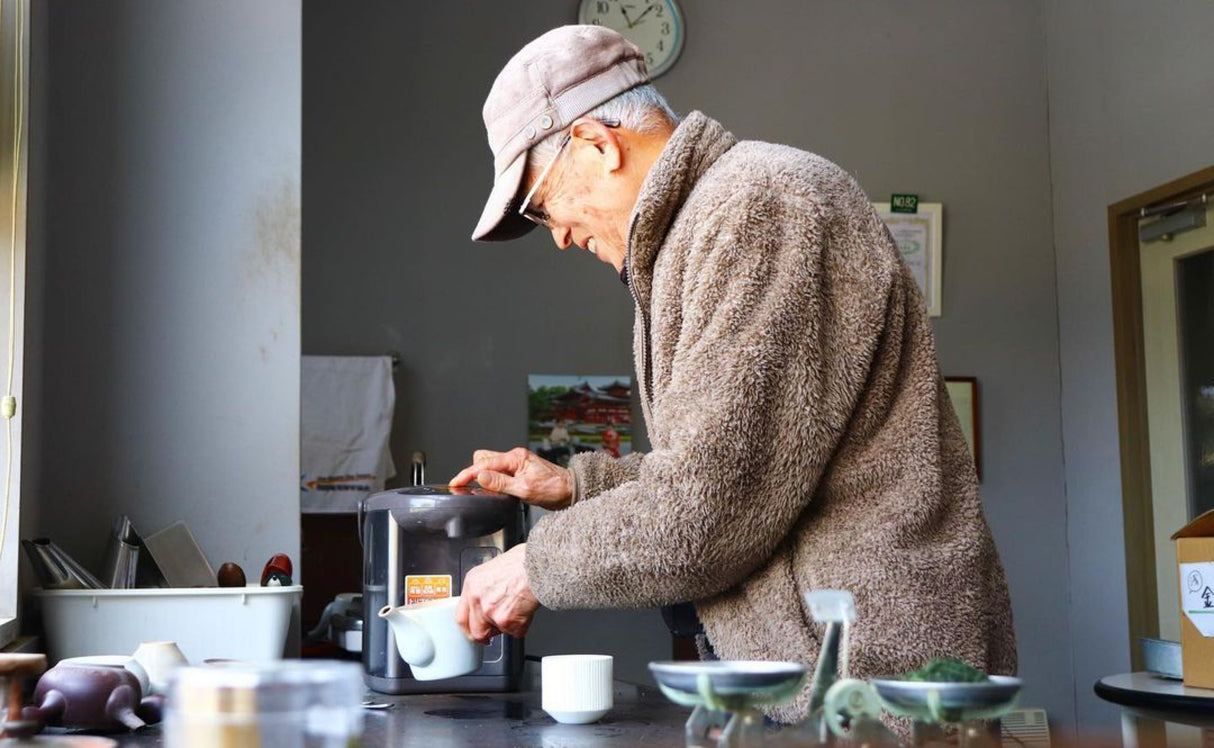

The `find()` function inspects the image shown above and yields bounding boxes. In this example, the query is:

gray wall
[28,0,301,584]
[1046,0,1214,731]
[304,0,1072,721]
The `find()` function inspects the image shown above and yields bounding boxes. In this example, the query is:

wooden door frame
[1110,165,1214,669]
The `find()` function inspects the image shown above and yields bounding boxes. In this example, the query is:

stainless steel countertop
[105,678,693,747]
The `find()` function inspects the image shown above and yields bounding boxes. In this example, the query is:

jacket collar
[626,111,738,305]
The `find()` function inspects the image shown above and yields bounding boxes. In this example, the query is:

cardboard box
[1173,509,1214,688]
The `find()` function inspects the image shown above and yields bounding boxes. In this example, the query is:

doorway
[1140,200,1214,641]
[1111,166,1214,666]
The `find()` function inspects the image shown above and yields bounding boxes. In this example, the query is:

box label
[1180,563,1214,636]
[405,574,452,606]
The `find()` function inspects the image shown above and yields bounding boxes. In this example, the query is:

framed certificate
[945,376,981,480]
[874,202,943,317]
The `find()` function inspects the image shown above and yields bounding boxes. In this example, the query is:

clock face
[578,0,685,78]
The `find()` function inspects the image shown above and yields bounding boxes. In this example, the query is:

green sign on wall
[891,194,919,213]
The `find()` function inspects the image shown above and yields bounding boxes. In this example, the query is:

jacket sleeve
[525,174,901,609]
[567,451,647,505]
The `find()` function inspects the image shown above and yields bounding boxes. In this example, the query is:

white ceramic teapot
[377,597,483,681]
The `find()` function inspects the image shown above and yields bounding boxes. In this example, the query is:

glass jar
[164,660,363,747]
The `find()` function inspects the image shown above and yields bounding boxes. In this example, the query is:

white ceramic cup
[132,640,189,696]
[59,655,151,696]
[541,654,613,724]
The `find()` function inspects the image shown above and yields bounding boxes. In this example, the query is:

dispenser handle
[356,499,365,549]
[411,451,426,487]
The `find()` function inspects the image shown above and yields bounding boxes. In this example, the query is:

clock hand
[630,3,656,26]
[620,5,634,28]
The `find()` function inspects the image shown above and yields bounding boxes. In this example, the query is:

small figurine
[260,553,293,587]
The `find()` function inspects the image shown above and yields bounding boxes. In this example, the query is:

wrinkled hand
[456,544,540,644]
[449,447,573,511]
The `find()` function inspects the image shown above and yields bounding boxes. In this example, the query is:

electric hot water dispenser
[359,464,525,693]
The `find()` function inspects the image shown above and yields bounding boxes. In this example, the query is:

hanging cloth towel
[301,355,396,513]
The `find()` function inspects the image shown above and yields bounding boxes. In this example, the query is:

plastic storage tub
[34,585,302,664]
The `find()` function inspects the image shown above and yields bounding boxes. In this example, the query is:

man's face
[521,120,638,273]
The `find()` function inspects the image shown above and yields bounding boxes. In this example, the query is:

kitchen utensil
[798,588,858,744]
[649,661,807,701]
[801,678,900,746]
[377,597,483,681]
[541,655,613,725]
[649,661,807,748]
[803,590,855,711]
[163,660,363,747]
[21,540,103,591]
[869,675,1022,724]
[871,675,1021,747]
[57,658,148,698]
[649,589,850,748]
[131,642,188,696]
[100,517,139,590]
[22,663,160,732]
[360,473,524,694]
[142,522,215,588]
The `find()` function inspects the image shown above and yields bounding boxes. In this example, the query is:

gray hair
[526,84,679,172]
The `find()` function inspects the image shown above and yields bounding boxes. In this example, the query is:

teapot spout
[378,604,435,668]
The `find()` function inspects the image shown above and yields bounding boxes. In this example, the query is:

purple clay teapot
[23,662,163,732]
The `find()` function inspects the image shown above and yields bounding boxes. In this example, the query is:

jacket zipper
[625,228,655,411]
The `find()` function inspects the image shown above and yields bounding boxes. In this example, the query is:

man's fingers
[475,449,525,467]
[493,611,530,638]
[467,604,498,644]
[476,469,517,495]
[449,466,478,487]
[476,454,524,475]
[452,453,520,486]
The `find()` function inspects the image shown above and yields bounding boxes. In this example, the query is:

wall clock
[578,0,685,78]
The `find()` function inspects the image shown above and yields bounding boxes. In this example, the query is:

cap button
[540,115,553,130]
[525,125,537,139]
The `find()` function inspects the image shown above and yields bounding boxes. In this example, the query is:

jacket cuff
[568,461,583,506]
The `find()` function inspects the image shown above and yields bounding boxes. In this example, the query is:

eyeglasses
[518,118,620,229]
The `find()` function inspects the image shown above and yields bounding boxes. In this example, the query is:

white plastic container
[34,584,302,664]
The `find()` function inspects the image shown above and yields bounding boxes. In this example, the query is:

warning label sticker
[405,574,452,606]
[1180,563,1214,636]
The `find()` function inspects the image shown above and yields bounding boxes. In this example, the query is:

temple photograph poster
[528,375,632,467]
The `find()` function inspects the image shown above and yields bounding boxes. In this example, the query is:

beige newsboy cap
[471,25,649,242]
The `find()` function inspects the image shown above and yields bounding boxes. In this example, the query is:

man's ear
[570,118,624,173]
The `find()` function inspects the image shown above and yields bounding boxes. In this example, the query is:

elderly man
[451,25,1016,721]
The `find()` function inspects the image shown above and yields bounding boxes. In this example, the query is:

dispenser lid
[362,485,521,538]
[362,484,516,513]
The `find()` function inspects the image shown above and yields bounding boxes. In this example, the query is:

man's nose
[550,225,572,250]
